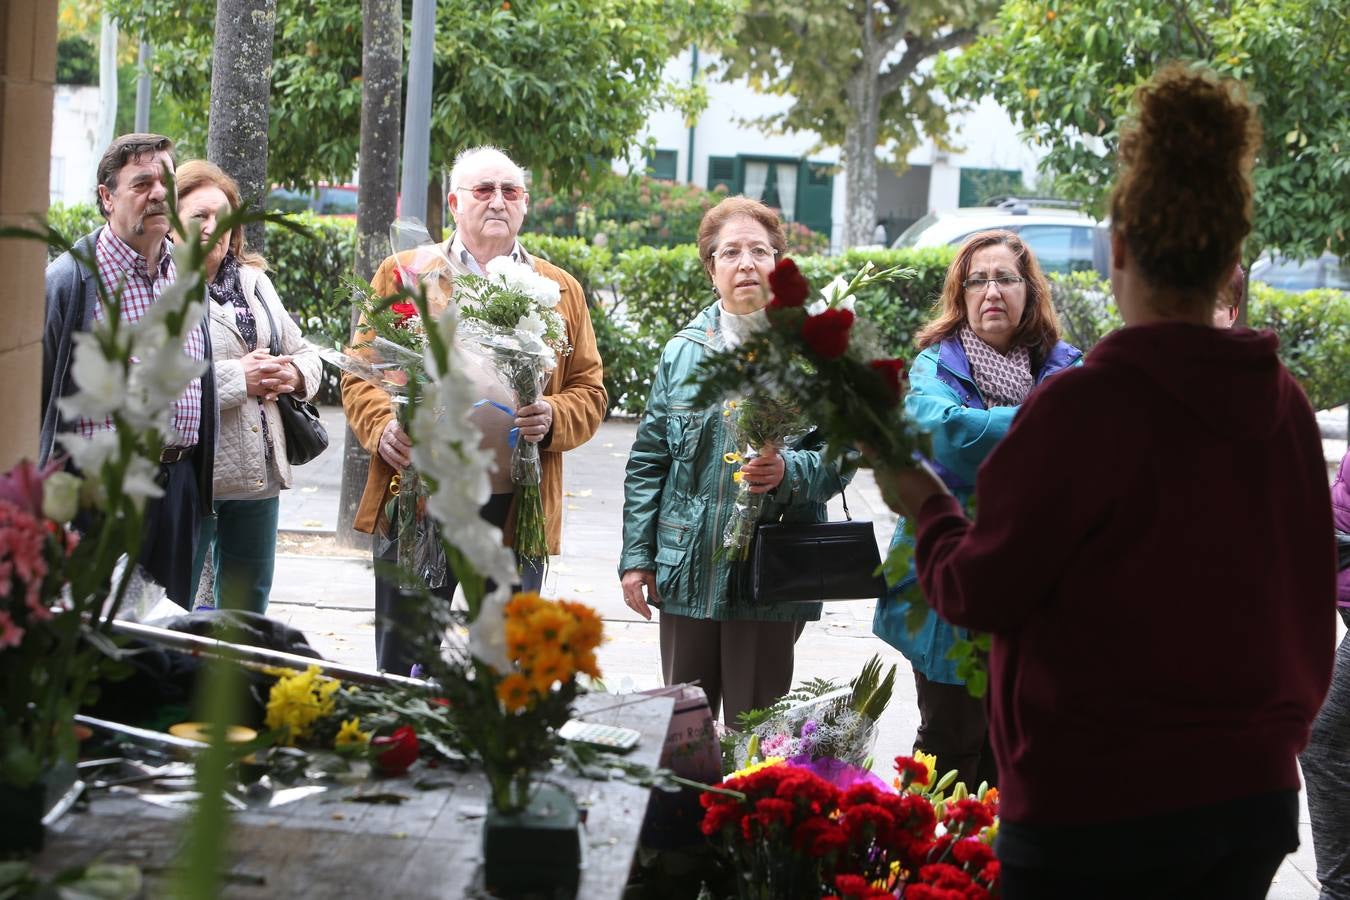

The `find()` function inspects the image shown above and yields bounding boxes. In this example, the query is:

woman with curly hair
[869,64,1337,898]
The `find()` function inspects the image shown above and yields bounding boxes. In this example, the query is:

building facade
[626,49,1049,251]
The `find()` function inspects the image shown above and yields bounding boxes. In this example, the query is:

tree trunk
[842,70,882,248]
[337,0,403,553]
[206,0,277,253]
[425,175,444,242]
[354,0,402,282]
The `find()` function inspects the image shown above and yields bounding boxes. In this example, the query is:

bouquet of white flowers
[452,258,571,572]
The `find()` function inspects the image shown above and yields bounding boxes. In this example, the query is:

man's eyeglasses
[963,274,1025,293]
[713,245,777,265]
[456,182,524,202]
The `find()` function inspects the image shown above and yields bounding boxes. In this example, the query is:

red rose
[767,257,810,307]
[800,308,855,359]
[390,301,418,322]
[868,358,907,404]
[371,725,419,775]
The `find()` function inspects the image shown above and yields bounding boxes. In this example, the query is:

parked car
[892,199,1111,278]
[1249,251,1348,292]
[267,183,359,218]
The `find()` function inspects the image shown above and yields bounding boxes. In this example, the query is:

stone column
[0,2,58,468]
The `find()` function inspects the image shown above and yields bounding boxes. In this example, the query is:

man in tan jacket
[342,146,607,674]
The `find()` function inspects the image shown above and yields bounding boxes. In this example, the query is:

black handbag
[257,290,329,466]
[751,492,887,603]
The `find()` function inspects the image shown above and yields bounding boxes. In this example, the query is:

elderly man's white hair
[449,146,527,191]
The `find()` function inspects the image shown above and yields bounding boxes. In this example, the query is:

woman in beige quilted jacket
[178,160,322,613]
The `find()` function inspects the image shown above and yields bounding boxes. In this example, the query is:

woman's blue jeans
[195,497,279,614]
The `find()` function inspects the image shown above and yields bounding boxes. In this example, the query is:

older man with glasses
[342,145,607,676]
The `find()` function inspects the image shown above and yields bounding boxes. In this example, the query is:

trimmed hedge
[40,204,1350,415]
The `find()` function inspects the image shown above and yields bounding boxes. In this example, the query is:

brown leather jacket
[341,241,607,554]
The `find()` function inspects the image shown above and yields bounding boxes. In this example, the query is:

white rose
[42,471,83,523]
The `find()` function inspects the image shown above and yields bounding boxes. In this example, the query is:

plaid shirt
[75,228,206,447]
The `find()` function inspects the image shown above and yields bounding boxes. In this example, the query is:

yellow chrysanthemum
[727,756,785,780]
[505,591,543,618]
[264,665,341,745]
[732,471,744,483]
[573,648,602,679]
[527,606,574,649]
[496,673,533,713]
[335,718,371,748]
[528,647,573,693]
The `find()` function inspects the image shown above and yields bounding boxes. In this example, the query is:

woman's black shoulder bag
[256,289,329,466]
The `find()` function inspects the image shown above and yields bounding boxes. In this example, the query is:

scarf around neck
[718,301,769,349]
[958,324,1034,407]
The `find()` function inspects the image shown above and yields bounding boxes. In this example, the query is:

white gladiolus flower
[119,455,165,510]
[59,428,120,474]
[806,299,828,317]
[838,296,856,313]
[467,585,513,672]
[62,331,127,419]
[821,275,850,304]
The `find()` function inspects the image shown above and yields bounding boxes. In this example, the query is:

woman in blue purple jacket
[871,229,1081,790]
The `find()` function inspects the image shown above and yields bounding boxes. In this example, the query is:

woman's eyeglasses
[963,275,1025,292]
[713,245,776,265]
[457,182,524,202]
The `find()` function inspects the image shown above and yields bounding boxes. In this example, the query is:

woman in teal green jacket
[873,230,1081,788]
[619,197,850,724]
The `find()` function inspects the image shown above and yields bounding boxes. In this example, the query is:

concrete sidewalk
[266,406,1339,899]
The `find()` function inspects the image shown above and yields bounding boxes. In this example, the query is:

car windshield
[893,213,938,248]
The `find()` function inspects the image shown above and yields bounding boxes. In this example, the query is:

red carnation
[894,755,931,787]
[868,358,907,404]
[800,308,855,359]
[832,874,872,899]
[951,837,995,868]
[700,801,742,836]
[767,257,810,307]
[944,797,995,835]
[371,725,419,776]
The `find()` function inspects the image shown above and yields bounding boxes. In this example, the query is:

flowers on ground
[265,665,342,745]
[701,754,1001,899]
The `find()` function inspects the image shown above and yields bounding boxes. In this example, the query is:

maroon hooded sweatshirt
[913,322,1337,825]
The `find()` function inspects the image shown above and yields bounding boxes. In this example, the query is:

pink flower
[0,610,24,648]
[0,500,50,613]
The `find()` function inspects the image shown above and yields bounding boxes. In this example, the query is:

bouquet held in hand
[452,258,572,572]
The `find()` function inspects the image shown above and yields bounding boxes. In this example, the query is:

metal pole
[108,619,438,692]
[135,40,152,132]
[399,0,436,223]
[685,46,698,183]
[96,14,118,153]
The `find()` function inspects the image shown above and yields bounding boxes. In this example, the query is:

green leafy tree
[716,0,1001,247]
[942,0,1350,261]
[107,0,731,190]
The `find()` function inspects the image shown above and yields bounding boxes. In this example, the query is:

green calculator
[558,719,641,752]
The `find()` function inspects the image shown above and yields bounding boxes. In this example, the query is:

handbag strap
[254,283,282,356]
[841,489,853,522]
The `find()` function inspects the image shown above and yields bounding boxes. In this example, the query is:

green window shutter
[795,160,833,238]
[646,149,678,181]
[707,156,741,194]
[958,168,1024,207]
